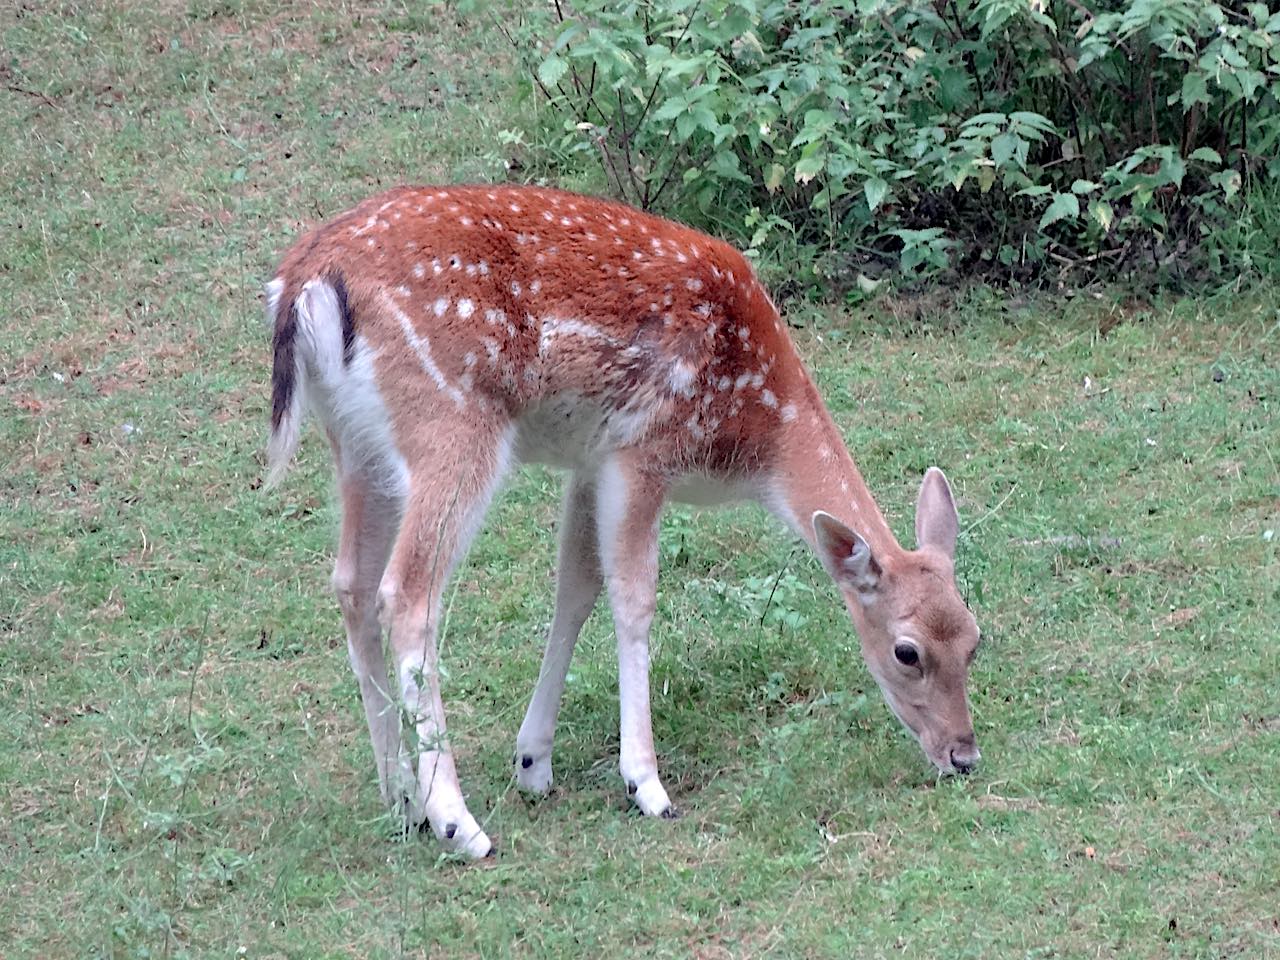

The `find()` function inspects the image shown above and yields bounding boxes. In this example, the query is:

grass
[2,2,1278,958]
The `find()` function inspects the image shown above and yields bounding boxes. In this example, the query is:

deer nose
[949,743,980,775]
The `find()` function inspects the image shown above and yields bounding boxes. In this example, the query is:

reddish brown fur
[271,184,813,481]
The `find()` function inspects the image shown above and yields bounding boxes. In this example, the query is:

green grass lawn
[2,3,1277,958]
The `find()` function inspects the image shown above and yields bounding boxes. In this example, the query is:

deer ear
[812,511,882,600]
[916,467,959,558]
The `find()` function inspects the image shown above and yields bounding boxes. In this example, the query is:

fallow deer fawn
[266,185,981,858]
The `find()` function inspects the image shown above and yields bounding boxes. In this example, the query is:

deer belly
[670,474,751,506]
[514,394,612,469]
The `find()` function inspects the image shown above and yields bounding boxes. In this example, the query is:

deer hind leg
[514,471,602,794]
[332,465,411,814]
[596,455,674,818]
[378,420,514,858]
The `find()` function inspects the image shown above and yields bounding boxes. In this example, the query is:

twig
[758,549,797,629]
[5,84,60,108]
[164,610,209,960]
[962,483,1018,537]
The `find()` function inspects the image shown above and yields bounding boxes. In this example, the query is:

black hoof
[521,755,533,769]
[484,844,497,859]
[660,806,680,820]
[445,822,458,839]
[626,781,638,796]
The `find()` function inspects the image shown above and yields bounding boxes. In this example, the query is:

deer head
[813,468,981,775]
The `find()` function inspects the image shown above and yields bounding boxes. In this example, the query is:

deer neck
[766,389,901,560]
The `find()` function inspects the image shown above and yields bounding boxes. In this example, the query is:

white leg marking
[596,460,673,818]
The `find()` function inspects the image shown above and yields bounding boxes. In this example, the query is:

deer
[265,184,982,859]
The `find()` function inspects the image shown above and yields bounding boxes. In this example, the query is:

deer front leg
[514,472,601,794]
[596,457,673,818]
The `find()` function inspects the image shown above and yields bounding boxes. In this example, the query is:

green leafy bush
[498,0,1280,285]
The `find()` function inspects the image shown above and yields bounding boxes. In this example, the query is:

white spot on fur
[413,263,425,279]
[760,389,777,408]
[433,298,449,317]
[539,316,617,354]
[668,361,697,398]
[457,298,475,319]
[511,280,522,297]
[781,402,797,423]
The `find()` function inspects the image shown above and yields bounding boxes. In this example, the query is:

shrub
[494,0,1280,286]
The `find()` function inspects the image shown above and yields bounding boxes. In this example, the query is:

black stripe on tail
[268,271,356,432]
[332,271,355,365]
[270,296,299,432]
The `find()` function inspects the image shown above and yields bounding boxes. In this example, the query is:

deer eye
[893,641,920,667]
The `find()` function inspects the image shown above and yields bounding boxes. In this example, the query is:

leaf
[1157,152,1186,188]
[1188,147,1221,165]
[1071,179,1100,194]
[537,55,568,90]
[1210,169,1242,199]
[1039,192,1080,230]
[794,154,824,185]
[864,177,889,212]
[991,132,1022,169]
[1089,200,1115,232]
[764,163,785,193]
[1181,70,1210,107]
